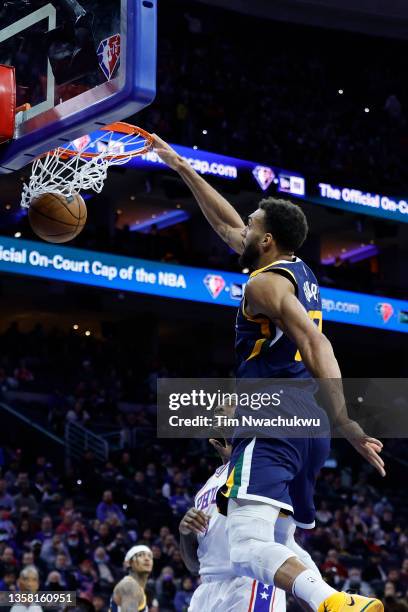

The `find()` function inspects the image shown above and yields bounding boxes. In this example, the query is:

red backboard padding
[0,65,16,144]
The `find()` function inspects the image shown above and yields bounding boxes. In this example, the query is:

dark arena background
[0,0,407,611]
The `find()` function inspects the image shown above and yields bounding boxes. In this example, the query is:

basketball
[28,192,87,243]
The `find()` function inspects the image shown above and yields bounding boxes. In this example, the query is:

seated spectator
[55,553,77,590]
[342,567,372,598]
[0,480,15,512]
[45,570,65,591]
[0,506,16,542]
[96,491,125,525]
[40,535,71,569]
[12,484,38,519]
[93,547,115,589]
[0,569,17,592]
[15,518,35,550]
[174,576,195,612]
[155,566,177,612]
[35,516,53,543]
[0,547,18,576]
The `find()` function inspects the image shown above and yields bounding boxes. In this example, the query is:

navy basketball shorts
[217,435,330,528]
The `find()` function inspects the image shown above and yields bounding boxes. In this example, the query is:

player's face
[130,552,153,574]
[239,209,268,270]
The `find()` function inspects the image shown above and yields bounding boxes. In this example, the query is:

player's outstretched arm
[245,273,386,477]
[152,135,245,253]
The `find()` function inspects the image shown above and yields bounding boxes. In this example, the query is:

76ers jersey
[235,257,322,378]
[195,463,234,578]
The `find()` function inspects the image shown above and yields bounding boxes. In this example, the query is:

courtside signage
[0,237,407,333]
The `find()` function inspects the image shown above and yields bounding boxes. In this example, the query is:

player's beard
[239,240,261,271]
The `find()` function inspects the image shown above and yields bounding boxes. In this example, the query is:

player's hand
[349,436,385,477]
[336,420,385,477]
[152,134,181,171]
[209,438,232,463]
[179,507,210,536]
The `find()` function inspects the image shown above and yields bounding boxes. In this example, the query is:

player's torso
[194,463,234,577]
[235,257,322,378]
[109,590,147,612]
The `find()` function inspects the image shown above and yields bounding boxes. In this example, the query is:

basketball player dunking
[153,135,385,612]
[110,546,153,612]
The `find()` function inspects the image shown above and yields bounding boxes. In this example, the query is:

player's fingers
[366,452,386,477]
[186,510,208,527]
[365,437,383,449]
[186,517,207,533]
[366,446,384,466]
[151,133,169,148]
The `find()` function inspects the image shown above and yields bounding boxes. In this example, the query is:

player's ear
[262,232,273,247]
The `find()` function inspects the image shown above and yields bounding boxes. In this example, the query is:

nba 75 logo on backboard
[97,34,121,81]
[203,274,225,299]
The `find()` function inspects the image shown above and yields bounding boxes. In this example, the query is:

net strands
[21,124,152,208]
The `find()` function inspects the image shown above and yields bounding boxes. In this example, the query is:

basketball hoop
[21,122,154,208]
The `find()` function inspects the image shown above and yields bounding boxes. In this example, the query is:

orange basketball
[28,192,87,243]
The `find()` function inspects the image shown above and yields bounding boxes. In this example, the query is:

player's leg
[275,514,321,577]
[223,438,384,611]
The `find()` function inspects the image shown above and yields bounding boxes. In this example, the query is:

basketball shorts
[188,576,286,612]
[217,435,330,528]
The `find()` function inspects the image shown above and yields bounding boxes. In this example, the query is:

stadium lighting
[14,232,21,238]
[85,330,91,337]
[202,129,208,134]
[77,480,82,485]
[338,89,344,95]
[5,204,11,211]
[364,107,370,113]
[242,268,249,274]
[193,145,198,150]
[73,324,79,330]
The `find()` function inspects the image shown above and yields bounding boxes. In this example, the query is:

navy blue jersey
[235,257,322,378]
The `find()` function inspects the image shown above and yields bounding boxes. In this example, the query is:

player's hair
[258,197,308,251]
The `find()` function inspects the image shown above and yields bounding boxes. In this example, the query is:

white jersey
[191,463,286,611]
[194,462,235,578]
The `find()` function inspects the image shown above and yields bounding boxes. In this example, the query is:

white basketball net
[21,126,151,208]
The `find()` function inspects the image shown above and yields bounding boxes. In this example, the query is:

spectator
[0,481,15,512]
[13,484,38,519]
[342,567,372,598]
[96,491,125,525]
[174,576,194,611]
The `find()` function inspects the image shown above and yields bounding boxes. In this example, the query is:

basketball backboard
[0,0,156,173]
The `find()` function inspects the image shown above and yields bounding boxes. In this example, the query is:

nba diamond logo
[203,274,225,299]
[252,166,275,191]
[97,34,121,81]
[376,302,394,323]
